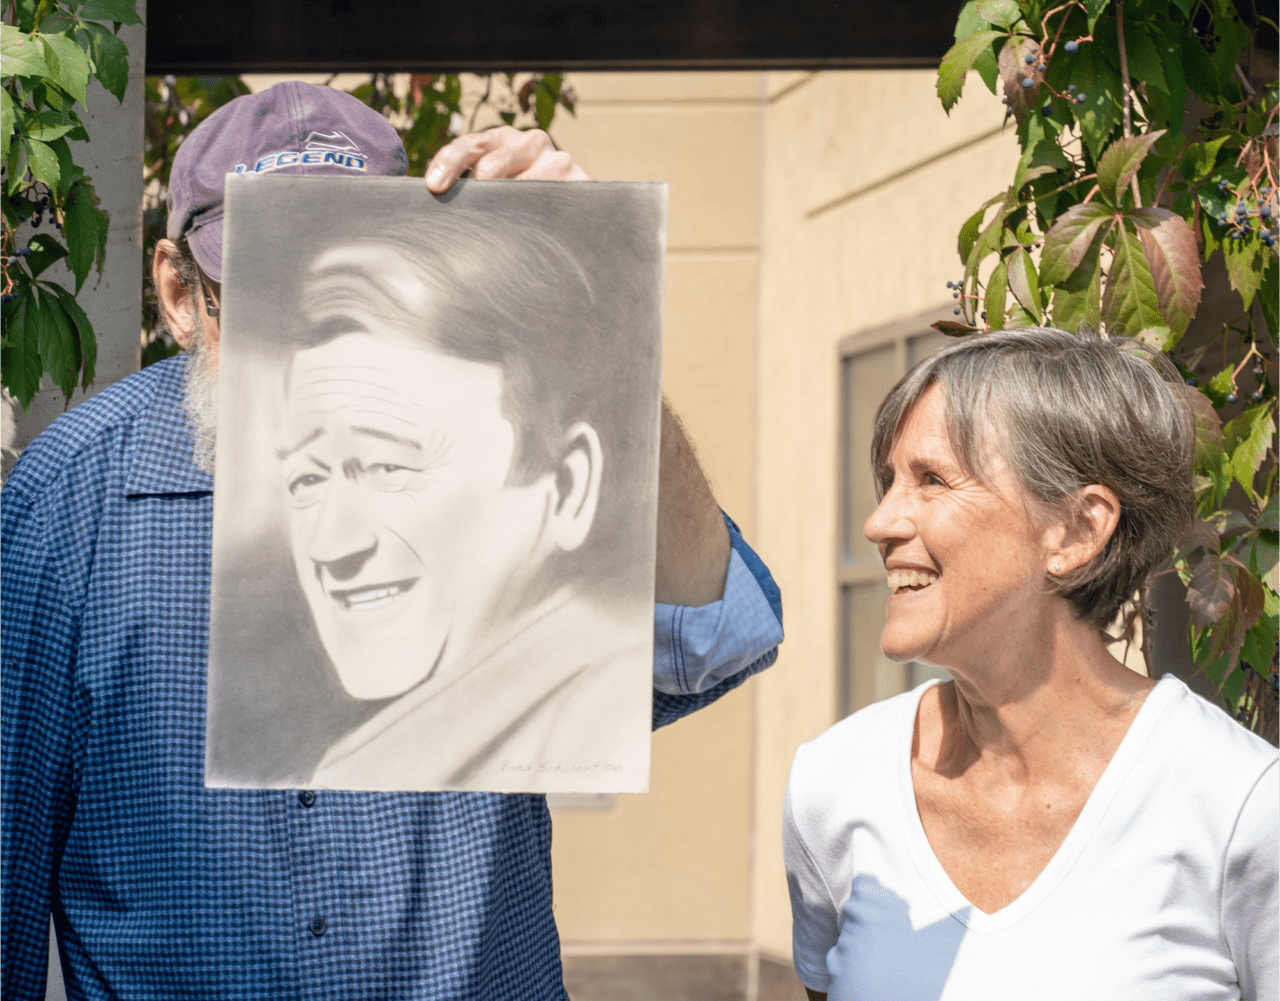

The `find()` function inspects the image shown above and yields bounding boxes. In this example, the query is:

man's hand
[425,127,589,192]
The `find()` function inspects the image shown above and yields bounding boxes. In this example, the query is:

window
[836,309,952,719]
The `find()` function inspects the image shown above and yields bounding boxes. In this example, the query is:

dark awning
[146,1,965,74]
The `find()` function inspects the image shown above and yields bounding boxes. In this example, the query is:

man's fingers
[425,132,495,193]
[425,127,588,193]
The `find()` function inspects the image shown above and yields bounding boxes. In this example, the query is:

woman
[784,328,1277,1000]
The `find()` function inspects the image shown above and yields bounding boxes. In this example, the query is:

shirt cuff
[652,522,784,696]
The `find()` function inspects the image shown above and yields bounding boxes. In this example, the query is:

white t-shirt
[784,675,1278,1000]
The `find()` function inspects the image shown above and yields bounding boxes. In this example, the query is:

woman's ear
[153,239,198,348]
[1047,483,1121,575]
[549,422,603,552]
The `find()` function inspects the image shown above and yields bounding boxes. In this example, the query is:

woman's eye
[924,471,946,487]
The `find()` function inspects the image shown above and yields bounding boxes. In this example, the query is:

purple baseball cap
[167,81,409,281]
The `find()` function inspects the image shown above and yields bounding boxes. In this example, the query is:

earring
[1051,562,1062,573]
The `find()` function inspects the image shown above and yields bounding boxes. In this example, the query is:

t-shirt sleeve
[1221,758,1278,1001]
[783,767,839,992]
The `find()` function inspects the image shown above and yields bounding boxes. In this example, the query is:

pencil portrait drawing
[204,176,666,793]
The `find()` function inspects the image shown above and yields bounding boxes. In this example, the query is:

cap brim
[187,220,223,282]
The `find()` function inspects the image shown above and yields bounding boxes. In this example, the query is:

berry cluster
[1213,180,1276,246]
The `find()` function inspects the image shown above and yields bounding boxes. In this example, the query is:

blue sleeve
[651,512,783,729]
[1,481,78,1001]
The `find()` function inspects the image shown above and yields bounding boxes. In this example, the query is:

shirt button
[309,917,327,937]
[299,790,316,808]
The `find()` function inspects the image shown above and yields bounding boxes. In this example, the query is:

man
[208,191,664,791]
[2,82,783,997]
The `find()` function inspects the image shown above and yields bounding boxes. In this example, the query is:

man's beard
[182,310,218,475]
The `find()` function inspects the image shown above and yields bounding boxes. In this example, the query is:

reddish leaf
[1185,386,1223,467]
[1130,207,1203,339]
[1040,203,1113,286]
[997,35,1043,125]
[1186,552,1233,629]
[1205,566,1266,677]
[1101,226,1163,339]
[1095,130,1164,206]
[1006,248,1041,323]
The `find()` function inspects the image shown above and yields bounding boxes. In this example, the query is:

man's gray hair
[871,327,1195,630]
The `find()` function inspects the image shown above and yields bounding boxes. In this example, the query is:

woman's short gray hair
[871,327,1195,630]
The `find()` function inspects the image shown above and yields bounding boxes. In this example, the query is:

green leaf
[937,30,1006,113]
[1,25,50,78]
[1096,130,1164,206]
[0,87,14,166]
[1259,259,1279,341]
[1180,135,1232,183]
[1259,495,1278,533]
[985,257,1009,328]
[964,189,1013,320]
[1223,405,1276,502]
[25,136,61,189]
[1070,45,1123,161]
[1006,247,1041,322]
[1101,225,1163,338]
[1237,530,1279,592]
[954,0,999,92]
[6,137,29,196]
[1083,0,1110,32]
[1129,207,1203,340]
[64,180,105,292]
[974,0,1019,29]
[83,21,129,101]
[0,286,43,410]
[958,205,986,262]
[1204,366,1235,410]
[1153,25,1187,132]
[1241,611,1279,673]
[79,0,144,26]
[50,136,84,194]
[51,285,95,387]
[1222,232,1267,311]
[1040,202,1113,285]
[1180,29,1218,101]
[25,108,77,142]
[30,287,76,398]
[534,82,555,132]
[25,232,67,278]
[40,33,91,106]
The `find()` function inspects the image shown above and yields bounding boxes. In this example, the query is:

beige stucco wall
[750,70,1020,957]
[549,72,763,948]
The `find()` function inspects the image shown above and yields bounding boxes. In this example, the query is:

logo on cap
[233,128,368,176]
[303,130,360,153]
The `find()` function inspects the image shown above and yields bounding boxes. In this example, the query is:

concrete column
[1,0,146,480]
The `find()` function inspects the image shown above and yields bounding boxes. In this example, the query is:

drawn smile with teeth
[329,578,419,610]
[887,570,939,591]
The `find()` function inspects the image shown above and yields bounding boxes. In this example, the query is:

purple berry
[1064,40,1079,53]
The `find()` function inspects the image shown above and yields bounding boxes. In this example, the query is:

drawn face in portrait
[275,330,597,701]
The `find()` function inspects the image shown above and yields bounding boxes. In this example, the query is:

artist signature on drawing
[501,760,622,774]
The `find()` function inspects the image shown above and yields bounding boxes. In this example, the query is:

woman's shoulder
[1148,674,1278,775]
[788,682,935,810]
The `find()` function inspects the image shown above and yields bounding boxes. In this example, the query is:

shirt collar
[123,354,215,496]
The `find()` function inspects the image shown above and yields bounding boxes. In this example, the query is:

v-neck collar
[895,675,1177,935]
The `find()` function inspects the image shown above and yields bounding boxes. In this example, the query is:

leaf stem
[1115,1,1144,208]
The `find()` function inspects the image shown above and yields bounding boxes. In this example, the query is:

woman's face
[864,383,1054,670]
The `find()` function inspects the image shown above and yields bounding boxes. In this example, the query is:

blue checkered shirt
[1,357,783,1000]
